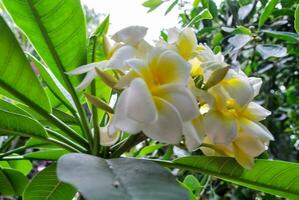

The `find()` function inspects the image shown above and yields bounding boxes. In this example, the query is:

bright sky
[81,0,181,42]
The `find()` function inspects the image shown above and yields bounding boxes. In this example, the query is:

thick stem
[90,37,100,156]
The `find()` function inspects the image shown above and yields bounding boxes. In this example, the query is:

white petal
[75,70,96,91]
[100,126,120,146]
[67,61,107,75]
[150,50,191,85]
[126,78,157,123]
[244,102,271,121]
[106,45,135,70]
[143,97,183,144]
[183,121,203,151]
[249,77,262,97]
[112,26,148,46]
[238,118,274,142]
[154,84,199,121]
[115,70,140,89]
[234,133,266,158]
[233,142,255,170]
[167,27,180,43]
[203,111,237,144]
[222,76,254,107]
[110,90,145,134]
[125,58,148,75]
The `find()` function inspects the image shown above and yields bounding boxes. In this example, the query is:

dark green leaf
[2,0,87,86]
[57,153,188,200]
[0,16,51,113]
[0,167,29,196]
[258,0,278,27]
[23,164,76,200]
[295,4,299,33]
[256,44,287,59]
[173,156,299,199]
[262,30,299,42]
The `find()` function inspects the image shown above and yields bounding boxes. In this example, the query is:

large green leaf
[0,16,51,113]
[27,53,75,111]
[258,0,278,27]
[2,0,87,86]
[0,167,29,196]
[23,163,76,200]
[57,153,188,200]
[0,99,31,117]
[173,156,299,199]
[0,109,48,139]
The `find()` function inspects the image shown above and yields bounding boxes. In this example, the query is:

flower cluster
[69,26,273,169]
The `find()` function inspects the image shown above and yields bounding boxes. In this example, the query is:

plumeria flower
[67,26,150,91]
[108,47,199,144]
[186,70,273,168]
[157,27,227,81]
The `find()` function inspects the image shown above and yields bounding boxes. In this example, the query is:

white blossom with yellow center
[109,47,199,144]
[188,69,273,169]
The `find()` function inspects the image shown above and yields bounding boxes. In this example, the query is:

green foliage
[0,16,51,113]
[258,0,278,27]
[0,167,29,196]
[23,164,76,200]
[2,0,87,87]
[57,153,189,200]
[173,156,299,199]
[0,109,48,139]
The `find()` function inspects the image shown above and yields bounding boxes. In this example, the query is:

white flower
[67,26,149,91]
[109,48,199,144]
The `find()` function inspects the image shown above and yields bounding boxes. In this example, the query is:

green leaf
[0,160,33,176]
[0,16,51,113]
[258,0,278,27]
[0,109,48,139]
[52,109,78,125]
[0,167,29,196]
[256,44,287,60]
[57,153,188,200]
[23,163,76,200]
[173,156,299,199]
[92,15,110,37]
[2,0,87,86]
[137,144,165,157]
[295,4,299,33]
[24,149,69,160]
[261,30,299,42]
[187,9,213,27]
[165,0,178,15]
[27,53,75,111]
[143,0,164,12]
[0,99,31,117]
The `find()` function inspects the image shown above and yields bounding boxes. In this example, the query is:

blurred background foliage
[0,0,298,199]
